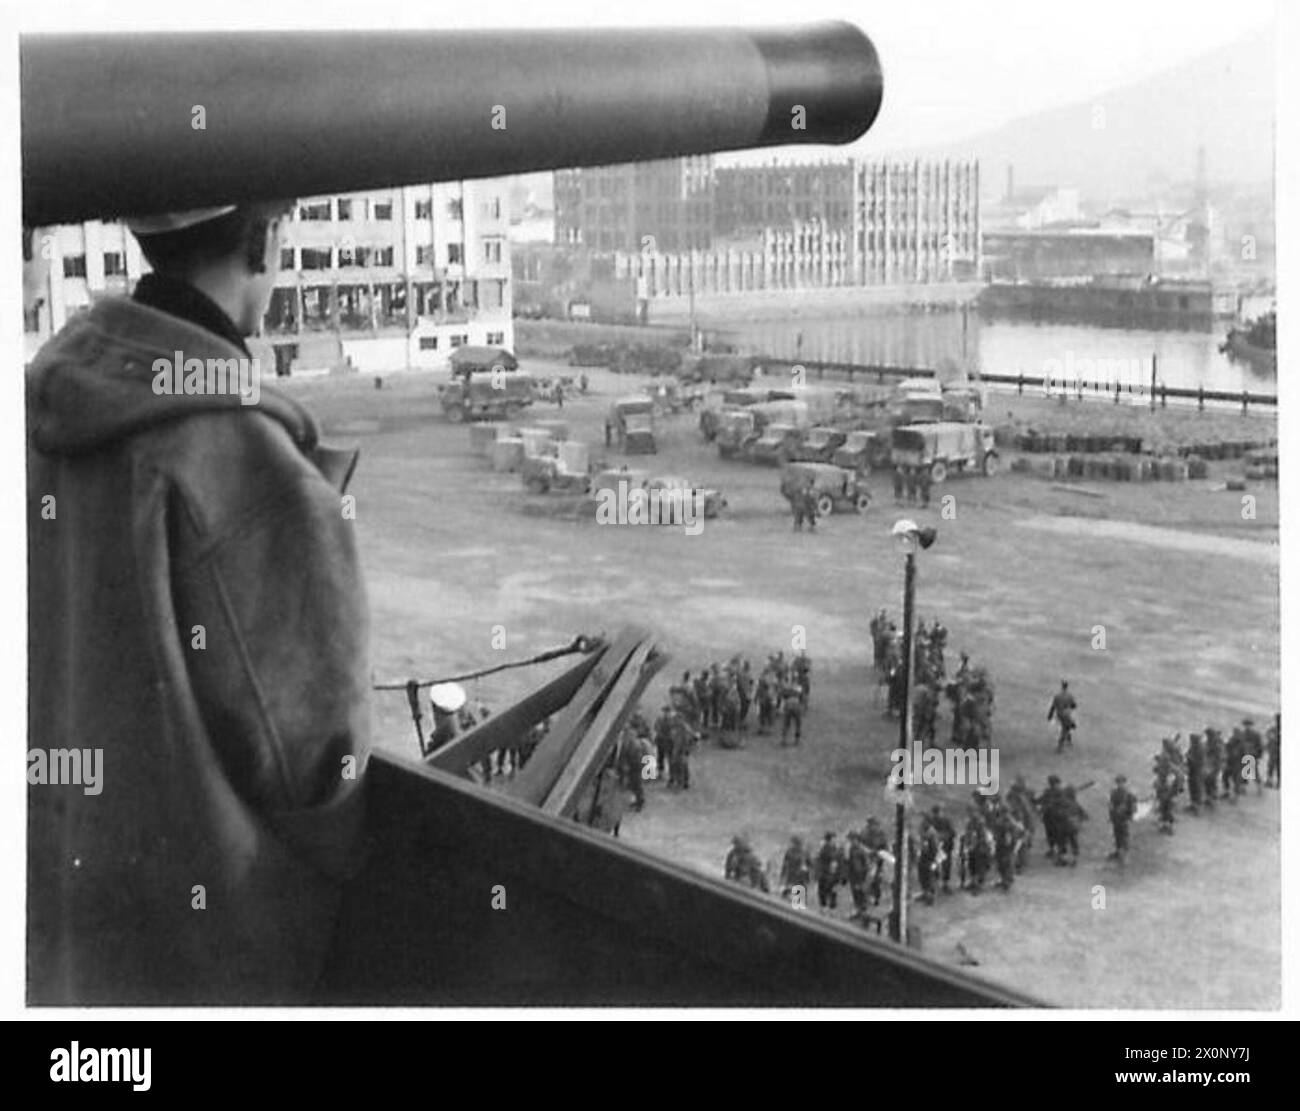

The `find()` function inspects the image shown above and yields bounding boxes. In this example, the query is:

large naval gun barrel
[21,23,883,226]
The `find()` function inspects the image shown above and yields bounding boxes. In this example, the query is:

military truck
[699,385,798,441]
[780,461,872,515]
[715,399,812,460]
[889,382,984,427]
[791,426,848,464]
[749,423,806,465]
[681,352,758,385]
[451,344,518,376]
[890,421,999,482]
[832,429,889,475]
[440,347,534,423]
[440,368,535,422]
[605,397,658,454]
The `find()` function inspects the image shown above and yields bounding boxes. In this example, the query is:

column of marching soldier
[458,625,1279,887]
[719,610,1281,927]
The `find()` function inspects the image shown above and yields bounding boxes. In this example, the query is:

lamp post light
[889,519,936,944]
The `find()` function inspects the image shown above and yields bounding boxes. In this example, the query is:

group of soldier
[597,649,818,823]
[726,817,898,923]
[892,463,934,508]
[722,776,1067,920]
[667,650,813,750]
[869,609,997,752]
[1142,714,1280,835]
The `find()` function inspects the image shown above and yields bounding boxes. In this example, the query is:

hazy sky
[22,0,1277,150]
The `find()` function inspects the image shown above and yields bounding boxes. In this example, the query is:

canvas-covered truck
[890,421,999,482]
[681,352,759,385]
[451,344,519,376]
[780,461,872,516]
[440,368,536,422]
[715,399,812,460]
[699,385,798,441]
[888,381,985,427]
[605,397,658,454]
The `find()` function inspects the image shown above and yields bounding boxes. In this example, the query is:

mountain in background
[880,28,1274,204]
[513,29,1274,216]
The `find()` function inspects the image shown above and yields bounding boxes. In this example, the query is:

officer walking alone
[1048,680,1078,752]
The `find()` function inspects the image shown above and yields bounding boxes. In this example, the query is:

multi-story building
[23,221,145,358]
[713,159,855,238]
[266,180,512,372]
[554,156,714,253]
[620,158,981,300]
[851,159,981,284]
[23,179,514,373]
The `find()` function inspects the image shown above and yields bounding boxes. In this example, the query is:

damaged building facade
[24,180,514,375]
[542,157,980,318]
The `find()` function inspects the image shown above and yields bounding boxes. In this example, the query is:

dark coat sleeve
[169,433,371,875]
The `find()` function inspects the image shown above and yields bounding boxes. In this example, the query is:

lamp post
[889,519,936,943]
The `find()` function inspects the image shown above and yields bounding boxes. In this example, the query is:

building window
[280,248,296,270]
[338,248,356,267]
[299,201,332,221]
[373,201,393,221]
[373,246,394,267]
[483,239,503,264]
[62,254,87,278]
[103,251,126,277]
[414,199,432,220]
[484,197,502,220]
[448,243,463,265]
[450,334,468,347]
[486,331,504,346]
[419,336,438,351]
[300,247,332,270]
[449,198,463,220]
[336,198,353,221]
[416,244,433,266]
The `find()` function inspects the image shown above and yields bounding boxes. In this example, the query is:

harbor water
[717,312,1276,398]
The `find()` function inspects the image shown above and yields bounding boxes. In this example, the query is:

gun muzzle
[21,23,883,226]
